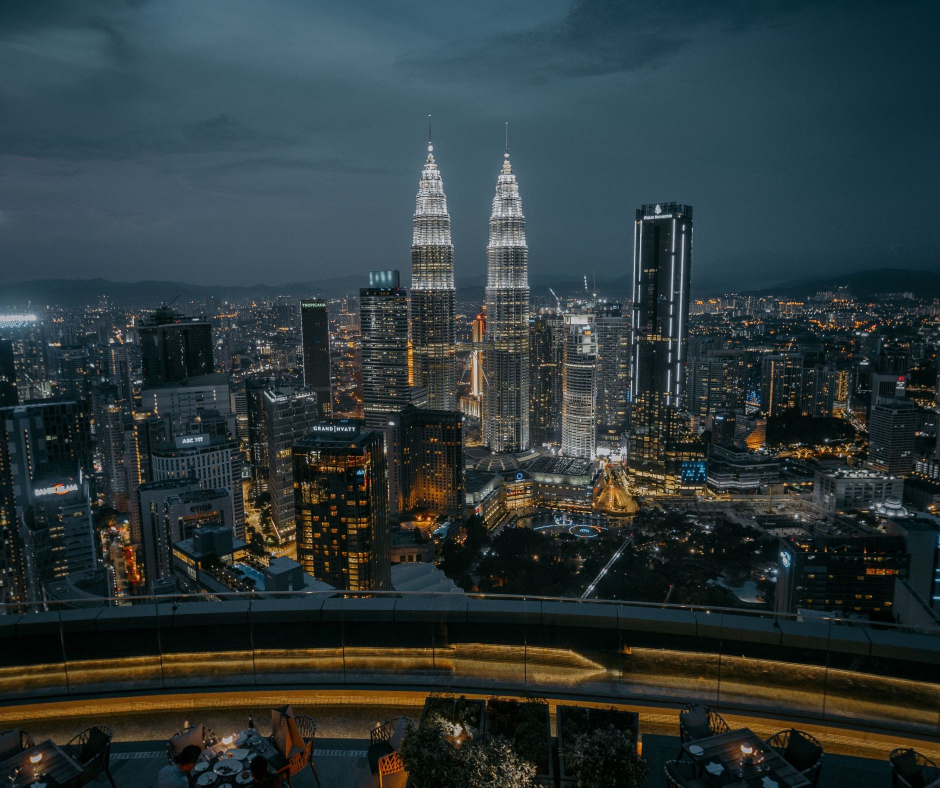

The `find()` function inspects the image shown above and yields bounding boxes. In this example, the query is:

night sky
[0,0,937,292]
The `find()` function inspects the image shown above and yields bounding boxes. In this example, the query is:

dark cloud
[401,0,906,81]
[0,0,936,290]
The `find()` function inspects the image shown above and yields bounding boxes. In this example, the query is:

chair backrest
[665,759,698,788]
[294,715,316,744]
[371,719,396,745]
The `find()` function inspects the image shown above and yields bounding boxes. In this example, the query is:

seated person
[250,755,283,788]
[158,745,202,788]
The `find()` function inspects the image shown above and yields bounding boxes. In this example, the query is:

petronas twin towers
[410,131,529,452]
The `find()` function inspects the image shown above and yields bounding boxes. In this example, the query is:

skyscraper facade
[594,303,631,449]
[360,270,412,428]
[628,203,699,491]
[528,315,559,447]
[293,421,390,591]
[483,148,530,452]
[138,307,213,388]
[410,142,457,410]
[263,387,320,546]
[562,313,597,460]
[387,404,464,520]
[300,299,332,419]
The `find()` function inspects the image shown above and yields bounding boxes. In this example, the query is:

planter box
[485,698,554,786]
[557,705,639,785]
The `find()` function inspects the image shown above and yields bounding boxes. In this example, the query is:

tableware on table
[215,761,244,777]
[761,777,779,788]
[197,772,218,786]
[236,771,253,785]
[706,762,724,776]
[228,749,250,761]
[689,745,704,756]
[194,761,210,773]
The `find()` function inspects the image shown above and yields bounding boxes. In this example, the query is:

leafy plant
[565,726,647,788]
[486,698,550,773]
[400,719,535,788]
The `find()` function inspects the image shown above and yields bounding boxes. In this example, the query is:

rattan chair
[665,759,709,788]
[891,748,940,788]
[63,724,116,788]
[678,704,731,757]
[767,729,824,788]
[165,724,217,765]
[277,714,319,788]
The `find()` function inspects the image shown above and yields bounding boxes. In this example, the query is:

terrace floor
[14,704,897,788]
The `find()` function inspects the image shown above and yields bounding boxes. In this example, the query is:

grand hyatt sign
[310,424,358,435]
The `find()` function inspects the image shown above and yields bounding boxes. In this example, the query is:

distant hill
[743,268,940,300]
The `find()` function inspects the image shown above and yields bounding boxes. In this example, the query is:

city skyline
[0,2,937,292]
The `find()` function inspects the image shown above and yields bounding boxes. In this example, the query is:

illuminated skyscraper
[562,313,597,460]
[483,143,530,452]
[293,421,390,590]
[300,299,332,418]
[628,203,704,491]
[360,270,413,428]
[410,134,457,410]
[594,303,630,449]
[528,315,560,447]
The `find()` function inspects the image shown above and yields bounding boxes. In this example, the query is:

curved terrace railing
[1,591,938,739]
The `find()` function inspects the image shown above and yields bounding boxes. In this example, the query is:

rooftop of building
[523,455,594,478]
[464,468,501,494]
[817,467,901,480]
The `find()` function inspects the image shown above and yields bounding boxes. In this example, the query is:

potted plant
[557,706,639,784]
[564,726,647,788]
[485,698,553,784]
[400,717,536,788]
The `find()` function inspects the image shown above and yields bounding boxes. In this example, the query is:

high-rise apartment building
[594,303,630,448]
[360,270,413,428]
[300,299,331,418]
[51,346,90,401]
[138,306,213,388]
[0,313,47,401]
[483,147,529,452]
[562,314,597,460]
[140,373,235,439]
[387,405,464,521]
[137,476,201,587]
[868,400,917,476]
[0,340,17,407]
[293,421,390,590]
[761,353,803,417]
[528,315,560,447]
[410,139,457,410]
[151,432,245,538]
[628,203,697,492]
[263,387,320,546]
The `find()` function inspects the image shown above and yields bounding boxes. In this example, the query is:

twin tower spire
[410,120,530,452]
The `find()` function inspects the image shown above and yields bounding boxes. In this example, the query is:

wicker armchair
[368,718,410,777]
[767,729,824,788]
[891,748,940,788]
[277,714,319,788]
[166,724,216,765]
[678,704,731,756]
[63,724,116,788]
[665,760,709,788]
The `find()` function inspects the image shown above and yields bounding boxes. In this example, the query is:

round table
[193,730,279,786]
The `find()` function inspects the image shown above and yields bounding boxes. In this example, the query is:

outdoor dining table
[0,739,82,788]
[682,728,811,788]
[192,730,288,787]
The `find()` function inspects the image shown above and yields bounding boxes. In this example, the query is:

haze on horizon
[0,0,937,292]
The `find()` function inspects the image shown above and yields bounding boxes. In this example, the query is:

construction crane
[548,288,561,310]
